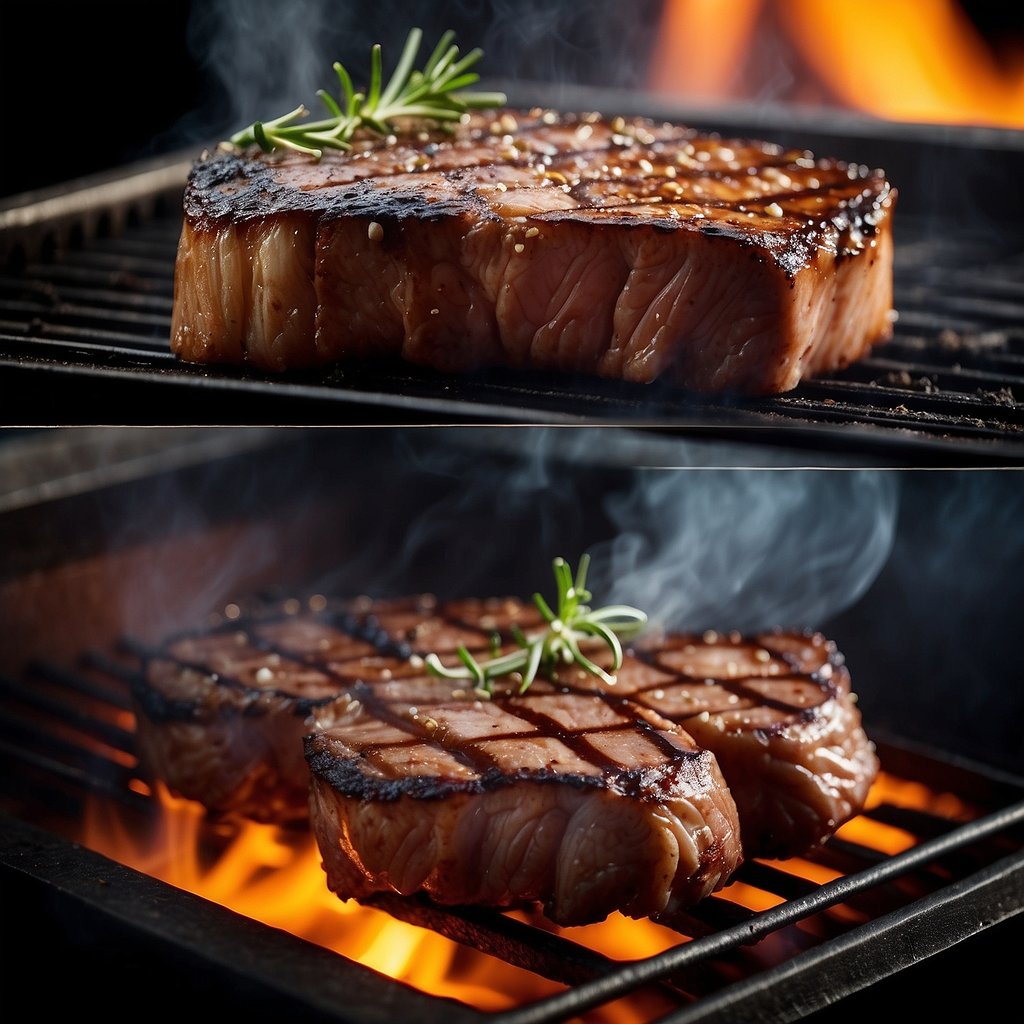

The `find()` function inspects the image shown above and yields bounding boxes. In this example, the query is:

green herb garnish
[228,27,507,159]
[425,555,648,696]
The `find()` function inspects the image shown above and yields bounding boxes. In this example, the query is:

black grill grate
[0,161,1022,461]
[1,641,1023,1023]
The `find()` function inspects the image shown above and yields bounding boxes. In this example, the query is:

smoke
[183,0,350,139]
[306,429,900,635]
[587,467,899,633]
[63,428,899,648]
[176,0,662,144]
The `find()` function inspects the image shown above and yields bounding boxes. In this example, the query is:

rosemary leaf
[227,28,506,159]
[424,556,648,696]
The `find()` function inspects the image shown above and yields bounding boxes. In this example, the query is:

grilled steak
[134,592,876,872]
[306,653,742,926]
[133,598,370,826]
[171,109,896,395]
[615,628,879,858]
[133,594,743,924]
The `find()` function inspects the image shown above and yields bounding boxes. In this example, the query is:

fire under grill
[1,97,1023,464]
[2,635,1023,1023]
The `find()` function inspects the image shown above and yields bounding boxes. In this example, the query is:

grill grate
[0,169,1022,461]
[2,641,1023,1023]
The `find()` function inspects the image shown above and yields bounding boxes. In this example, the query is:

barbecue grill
[2,3,1023,1013]
[0,427,1021,1022]
[0,86,1022,463]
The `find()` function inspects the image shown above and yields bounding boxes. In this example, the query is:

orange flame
[78,771,978,1020]
[84,784,555,1013]
[650,0,1024,129]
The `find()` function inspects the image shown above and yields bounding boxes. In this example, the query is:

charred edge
[188,112,890,241]
[304,740,711,803]
[134,656,341,724]
[130,673,204,724]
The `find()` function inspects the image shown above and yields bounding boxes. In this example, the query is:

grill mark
[141,599,836,789]
[261,118,880,224]
[412,614,512,649]
[491,699,631,776]
[238,599,711,795]
[139,605,409,721]
[337,681,497,776]
[515,676,705,765]
[138,653,341,721]
[625,635,841,731]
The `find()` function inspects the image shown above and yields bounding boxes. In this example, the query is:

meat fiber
[133,591,877,924]
[305,661,743,926]
[133,595,744,924]
[170,109,896,395]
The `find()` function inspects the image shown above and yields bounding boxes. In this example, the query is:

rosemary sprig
[425,555,648,696]
[228,27,507,158]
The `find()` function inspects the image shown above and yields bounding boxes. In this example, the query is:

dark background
[3,0,1022,198]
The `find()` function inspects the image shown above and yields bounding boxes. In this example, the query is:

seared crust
[620,629,879,856]
[305,673,742,924]
[171,109,896,393]
[133,594,877,863]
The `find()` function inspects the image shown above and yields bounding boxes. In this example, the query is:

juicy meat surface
[617,628,879,857]
[171,109,897,395]
[134,594,743,924]
[306,668,742,926]
[135,592,877,899]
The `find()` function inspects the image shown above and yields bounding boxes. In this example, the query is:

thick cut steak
[171,109,896,394]
[132,593,877,922]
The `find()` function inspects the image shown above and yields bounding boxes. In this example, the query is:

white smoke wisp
[184,0,358,140]
[587,468,900,634]
[315,432,900,637]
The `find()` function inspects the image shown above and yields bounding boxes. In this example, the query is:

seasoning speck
[255,666,274,684]
[368,221,384,242]
[765,202,784,217]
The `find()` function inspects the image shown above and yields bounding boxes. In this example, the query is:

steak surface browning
[171,108,896,394]
[306,666,742,925]
[133,591,878,926]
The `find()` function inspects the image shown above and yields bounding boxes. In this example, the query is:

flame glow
[650,0,1024,129]
[76,769,980,1019]
[83,783,559,1013]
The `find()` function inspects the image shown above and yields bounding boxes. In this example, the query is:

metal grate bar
[3,298,172,333]
[1,668,135,752]
[0,193,1021,456]
[490,800,1024,1024]
[363,893,633,990]
[1,640,1023,1023]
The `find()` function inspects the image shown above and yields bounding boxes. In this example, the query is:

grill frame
[2,646,1022,1024]
[1,426,1023,1022]
[2,90,1024,1016]
[1,98,1022,462]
